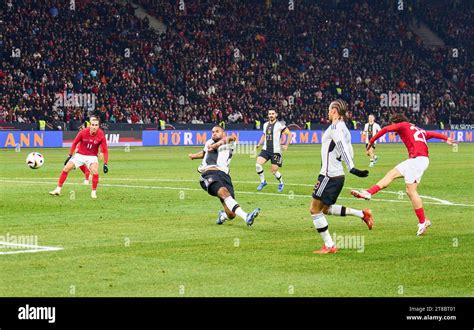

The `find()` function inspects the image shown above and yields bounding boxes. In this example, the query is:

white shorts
[395,156,429,184]
[70,153,98,169]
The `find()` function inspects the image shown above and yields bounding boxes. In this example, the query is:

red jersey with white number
[70,128,109,162]
[369,122,448,159]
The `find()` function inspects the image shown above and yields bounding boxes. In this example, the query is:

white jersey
[199,139,235,174]
[320,121,355,177]
[363,122,381,143]
[262,120,287,154]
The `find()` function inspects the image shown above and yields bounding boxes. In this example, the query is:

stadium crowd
[0,0,471,129]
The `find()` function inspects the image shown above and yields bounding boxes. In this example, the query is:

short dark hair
[329,99,348,118]
[390,113,409,123]
[212,125,224,131]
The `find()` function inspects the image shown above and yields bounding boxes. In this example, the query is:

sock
[415,208,426,224]
[328,205,364,218]
[367,184,381,195]
[224,196,247,220]
[79,165,90,179]
[58,170,68,188]
[256,164,265,183]
[311,213,334,248]
[274,171,283,184]
[92,174,99,191]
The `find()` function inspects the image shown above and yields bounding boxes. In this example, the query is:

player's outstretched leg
[310,199,337,254]
[80,165,91,184]
[405,183,431,235]
[90,162,99,199]
[326,205,373,230]
[351,167,403,200]
[49,161,75,196]
[271,164,284,192]
[217,187,260,227]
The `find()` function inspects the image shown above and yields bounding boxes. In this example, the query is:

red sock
[79,165,90,179]
[92,174,99,191]
[58,170,68,187]
[415,208,426,224]
[367,184,381,195]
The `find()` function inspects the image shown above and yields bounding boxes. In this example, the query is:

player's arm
[65,130,82,164]
[281,127,291,151]
[208,135,237,151]
[367,123,401,149]
[256,133,265,149]
[100,137,109,173]
[425,131,457,145]
[363,124,369,143]
[188,150,205,160]
[331,127,368,178]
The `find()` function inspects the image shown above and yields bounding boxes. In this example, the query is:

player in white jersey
[310,99,374,254]
[189,126,261,226]
[363,114,381,167]
[255,109,291,192]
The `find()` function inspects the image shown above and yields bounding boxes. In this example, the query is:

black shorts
[200,170,235,202]
[366,143,375,149]
[258,150,283,167]
[312,175,345,206]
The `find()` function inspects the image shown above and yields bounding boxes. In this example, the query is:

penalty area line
[0,179,473,208]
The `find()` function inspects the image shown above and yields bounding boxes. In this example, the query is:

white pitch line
[0,241,63,255]
[0,179,473,207]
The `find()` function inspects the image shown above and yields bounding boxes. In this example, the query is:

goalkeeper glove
[350,168,369,177]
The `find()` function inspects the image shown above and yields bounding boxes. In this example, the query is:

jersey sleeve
[100,134,109,163]
[279,121,289,133]
[331,125,355,170]
[369,123,401,145]
[425,131,449,141]
[69,130,83,155]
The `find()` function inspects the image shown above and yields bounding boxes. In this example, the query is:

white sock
[311,213,334,248]
[274,171,283,184]
[328,205,364,218]
[56,186,62,192]
[256,164,265,183]
[224,196,247,220]
[235,207,248,221]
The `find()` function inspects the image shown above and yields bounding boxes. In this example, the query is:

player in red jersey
[49,117,109,199]
[351,113,457,235]
[77,124,91,184]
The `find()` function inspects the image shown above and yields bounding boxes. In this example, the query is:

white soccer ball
[26,152,44,169]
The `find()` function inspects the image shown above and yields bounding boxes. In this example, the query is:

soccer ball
[26,152,44,169]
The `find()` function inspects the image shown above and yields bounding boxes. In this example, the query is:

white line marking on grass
[0,241,63,255]
[1,179,473,207]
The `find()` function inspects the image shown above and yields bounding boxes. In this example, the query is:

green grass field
[0,144,473,297]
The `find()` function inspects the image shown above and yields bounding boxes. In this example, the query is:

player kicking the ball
[255,109,291,192]
[189,126,260,226]
[49,116,109,199]
[310,99,373,254]
[351,113,457,236]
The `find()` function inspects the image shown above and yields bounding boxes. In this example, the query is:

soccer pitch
[0,144,473,297]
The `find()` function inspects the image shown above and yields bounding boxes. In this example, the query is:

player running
[49,117,109,199]
[255,109,291,192]
[363,114,381,167]
[189,126,261,226]
[310,99,373,254]
[351,113,457,236]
